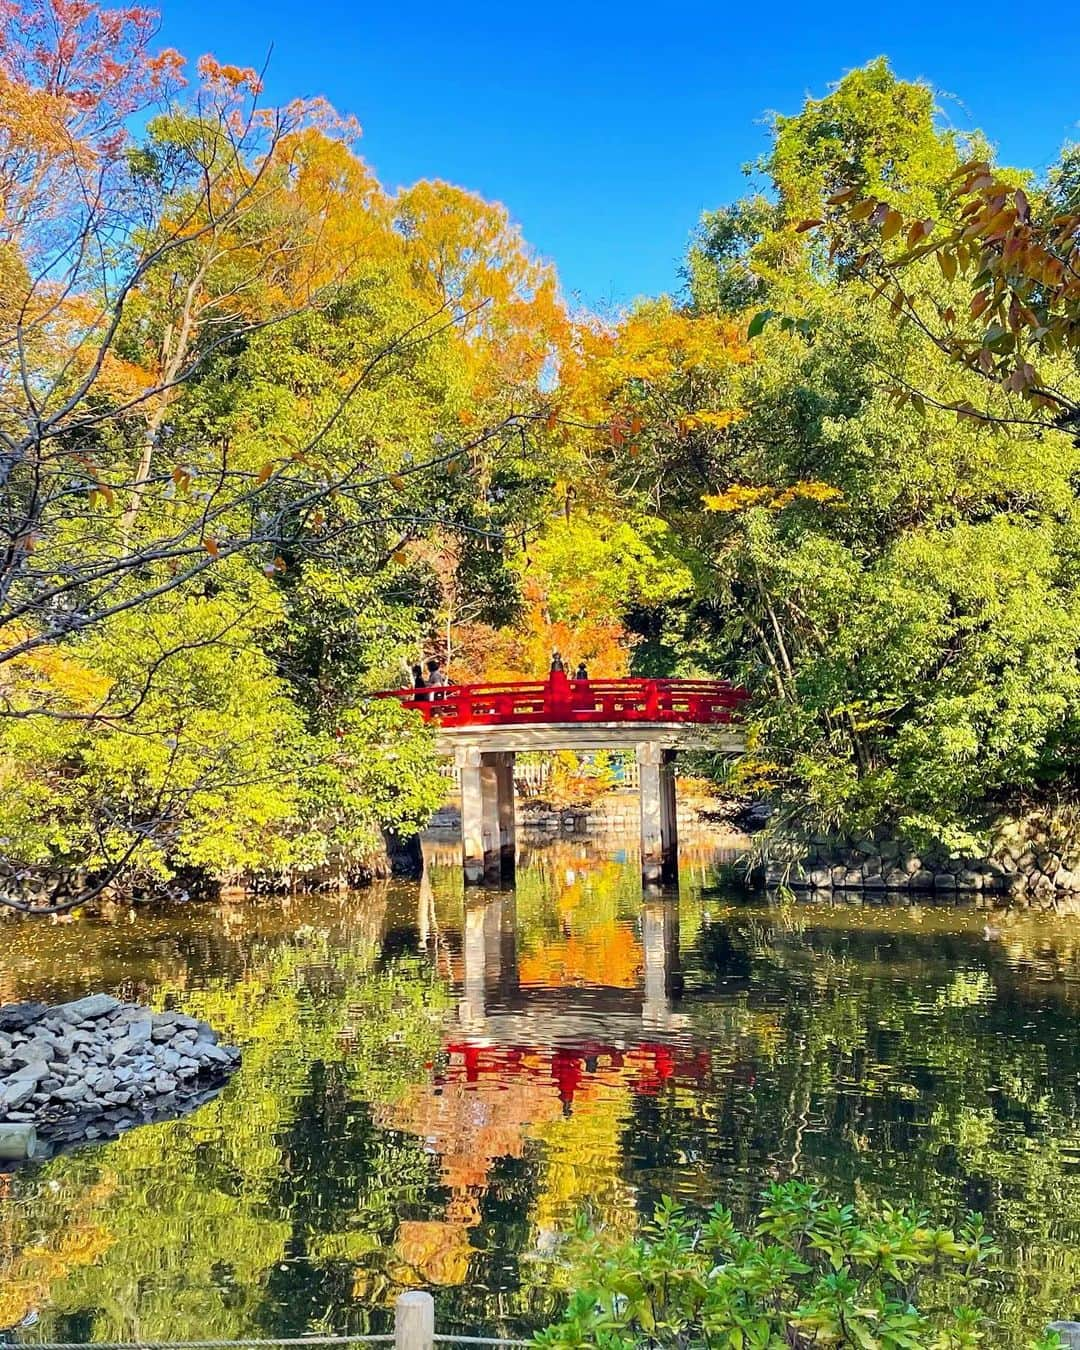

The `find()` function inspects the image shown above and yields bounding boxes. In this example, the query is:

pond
[2,837,1080,1345]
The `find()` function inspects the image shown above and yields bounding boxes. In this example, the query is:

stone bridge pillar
[457,747,516,886]
[637,741,678,887]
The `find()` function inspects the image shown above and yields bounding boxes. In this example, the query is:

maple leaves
[812,156,1080,421]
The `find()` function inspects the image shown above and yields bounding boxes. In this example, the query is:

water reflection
[2,841,1080,1345]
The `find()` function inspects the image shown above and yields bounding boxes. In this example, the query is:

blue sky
[157,0,1079,311]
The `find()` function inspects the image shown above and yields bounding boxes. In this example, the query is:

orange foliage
[519,923,642,989]
[452,576,632,683]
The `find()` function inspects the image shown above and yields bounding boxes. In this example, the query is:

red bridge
[379,673,747,888]
[376,672,747,729]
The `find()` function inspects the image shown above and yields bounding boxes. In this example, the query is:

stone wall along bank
[777,812,1080,899]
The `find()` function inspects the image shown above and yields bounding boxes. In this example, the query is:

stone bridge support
[457,747,516,886]
[637,741,678,887]
[456,737,681,888]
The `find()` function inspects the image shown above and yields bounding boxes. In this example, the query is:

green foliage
[646,60,1080,844]
[535,1185,1026,1349]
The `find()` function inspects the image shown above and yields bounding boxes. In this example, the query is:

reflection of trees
[0,918,449,1342]
[8,872,1080,1347]
[663,897,1080,1346]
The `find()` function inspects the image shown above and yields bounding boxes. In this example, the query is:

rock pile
[0,994,241,1157]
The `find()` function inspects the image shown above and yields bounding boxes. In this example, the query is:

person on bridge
[426,657,449,700]
[574,661,589,680]
[411,664,428,702]
[550,650,566,674]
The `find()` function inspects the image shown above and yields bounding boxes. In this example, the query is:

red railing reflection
[375,671,747,728]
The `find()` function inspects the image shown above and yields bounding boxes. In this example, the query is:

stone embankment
[777,812,1080,900]
[0,994,241,1160]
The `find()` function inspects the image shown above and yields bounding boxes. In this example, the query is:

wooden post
[479,755,501,884]
[395,1290,435,1350]
[0,1122,37,1160]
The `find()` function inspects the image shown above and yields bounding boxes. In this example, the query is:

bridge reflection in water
[368,838,746,1288]
[399,837,745,1135]
[455,888,684,1045]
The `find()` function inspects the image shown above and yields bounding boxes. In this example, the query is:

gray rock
[903,856,923,874]
[933,872,957,889]
[12,1042,50,1067]
[956,870,984,890]
[0,1077,36,1110]
[0,1002,48,1033]
[53,1080,89,1102]
[885,868,910,888]
[153,1072,178,1094]
[156,1048,182,1072]
[910,869,936,890]
[109,1029,150,1060]
[9,1059,49,1085]
[197,1041,232,1066]
[126,1018,153,1045]
[53,994,122,1023]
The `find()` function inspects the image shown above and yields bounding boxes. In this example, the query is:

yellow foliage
[679,409,745,432]
[0,627,112,712]
[703,480,843,512]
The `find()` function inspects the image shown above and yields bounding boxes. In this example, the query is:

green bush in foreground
[535,1184,1062,1349]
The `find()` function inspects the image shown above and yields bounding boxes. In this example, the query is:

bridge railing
[375,674,747,728]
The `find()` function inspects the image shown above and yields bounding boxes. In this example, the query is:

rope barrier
[14,1336,530,1350]
[15,1340,396,1349]
[434,1339,530,1347]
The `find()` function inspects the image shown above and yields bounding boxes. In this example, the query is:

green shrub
[534,1183,1062,1349]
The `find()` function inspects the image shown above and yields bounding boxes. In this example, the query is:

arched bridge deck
[376,675,747,886]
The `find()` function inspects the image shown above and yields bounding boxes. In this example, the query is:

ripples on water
[3,836,1080,1344]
